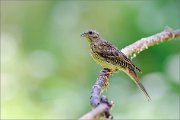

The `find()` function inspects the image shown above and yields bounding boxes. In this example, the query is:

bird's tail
[127,69,151,101]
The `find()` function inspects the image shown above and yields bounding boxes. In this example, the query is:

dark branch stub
[100,95,114,119]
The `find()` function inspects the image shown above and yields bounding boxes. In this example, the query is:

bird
[81,29,151,101]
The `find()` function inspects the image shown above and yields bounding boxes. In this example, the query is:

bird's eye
[89,31,93,35]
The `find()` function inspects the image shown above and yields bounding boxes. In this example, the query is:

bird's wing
[98,41,151,101]
[97,41,141,72]
[118,50,141,73]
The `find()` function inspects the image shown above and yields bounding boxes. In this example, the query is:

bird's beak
[81,32,86,37]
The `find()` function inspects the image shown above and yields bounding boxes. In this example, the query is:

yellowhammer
[81,29,151,101]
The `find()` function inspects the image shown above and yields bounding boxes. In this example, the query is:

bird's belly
[90,52,120,71]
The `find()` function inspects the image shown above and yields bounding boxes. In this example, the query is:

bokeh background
[1,0,180,119]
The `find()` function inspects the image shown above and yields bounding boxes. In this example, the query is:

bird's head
[81,29,100,42]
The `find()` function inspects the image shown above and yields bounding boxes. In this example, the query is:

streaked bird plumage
[81,29,151,101]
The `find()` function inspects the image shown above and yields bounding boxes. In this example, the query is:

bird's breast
[90,50,120,71]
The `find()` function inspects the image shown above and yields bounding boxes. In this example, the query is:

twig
[79,26,180,120]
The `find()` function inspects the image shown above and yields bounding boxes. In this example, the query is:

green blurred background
[1,0,180,119]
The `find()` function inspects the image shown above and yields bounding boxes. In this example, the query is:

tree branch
[121,26,180,58]
[80,68,114,119]
[90,68,112,108]
[79,27,180,120]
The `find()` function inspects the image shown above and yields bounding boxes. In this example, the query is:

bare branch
[80,27,180,120]
[121,27,180,58]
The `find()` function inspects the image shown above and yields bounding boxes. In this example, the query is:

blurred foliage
[1,0,180,119]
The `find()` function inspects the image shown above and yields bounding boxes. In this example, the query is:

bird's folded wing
[97,41,141,72]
